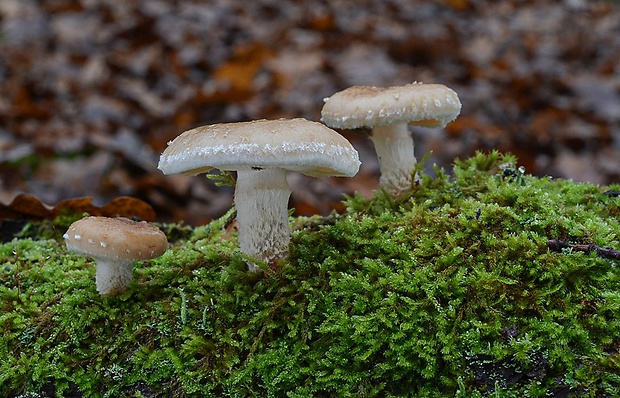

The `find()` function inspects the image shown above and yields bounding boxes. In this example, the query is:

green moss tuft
[2,151,620,397]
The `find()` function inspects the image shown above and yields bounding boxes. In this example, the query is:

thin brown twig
[547,239,620,260]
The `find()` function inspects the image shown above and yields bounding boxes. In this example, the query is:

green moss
[2,151,620,397]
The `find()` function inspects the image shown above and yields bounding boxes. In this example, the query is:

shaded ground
[1,0,619,224]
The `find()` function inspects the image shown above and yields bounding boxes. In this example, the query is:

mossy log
[2,151,620,397]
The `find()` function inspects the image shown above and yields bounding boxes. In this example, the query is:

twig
[547,239,620,260]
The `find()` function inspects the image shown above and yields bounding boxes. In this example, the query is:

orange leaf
[210,42,274,102]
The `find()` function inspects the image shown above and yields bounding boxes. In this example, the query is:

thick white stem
[369,123,417,196]
[95,259,133,296]
[234,168,292,270]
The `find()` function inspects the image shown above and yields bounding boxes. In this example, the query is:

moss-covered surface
[2,151,620,397]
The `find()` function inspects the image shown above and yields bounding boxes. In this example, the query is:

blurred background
[1,0,619,225]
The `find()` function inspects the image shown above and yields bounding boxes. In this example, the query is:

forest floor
[1,0,619,225]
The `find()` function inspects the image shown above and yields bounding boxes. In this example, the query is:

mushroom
[321,82,461,196]
[157,118,360,270]
[64,216,169,296]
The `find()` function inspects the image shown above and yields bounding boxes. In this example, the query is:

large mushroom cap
[321,82,462,129]
[64,216,169,262]
[157,118,360,178]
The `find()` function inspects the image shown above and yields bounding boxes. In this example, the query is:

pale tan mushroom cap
[157,118,360,178]
[64,216,168,262]
[321,83,462,129]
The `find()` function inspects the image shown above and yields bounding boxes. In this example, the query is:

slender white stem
[95,259,133,296]
[234,168,292,270]
[369,122,418,196]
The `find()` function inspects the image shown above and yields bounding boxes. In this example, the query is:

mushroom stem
[369,123,418,196]
[95,259,134,296]
[234,168,292,270]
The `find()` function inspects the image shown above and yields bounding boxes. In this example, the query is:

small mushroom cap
[157,118,360,177]
[64,216,168,262]
[321,82,462,129]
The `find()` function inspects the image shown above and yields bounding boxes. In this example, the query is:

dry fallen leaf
[210,42,274,102]
[0,194,156,221]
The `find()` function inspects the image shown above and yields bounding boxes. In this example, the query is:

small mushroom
[157,118,360,270]
[64,216,169,296]
[321,82,461,196]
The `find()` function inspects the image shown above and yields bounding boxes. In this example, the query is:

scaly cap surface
[321,83,461,129]
[158,118,360,178]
